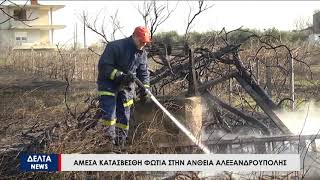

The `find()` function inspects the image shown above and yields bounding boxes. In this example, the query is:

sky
[33,1,320,47]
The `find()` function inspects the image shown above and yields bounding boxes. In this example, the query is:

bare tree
[0,0,38,26]
[80,8,124,44]
[109,9,125,41]
[184,0,213,42]
[137,0,177,38]
[294,16,312,31]
[137,1,152,27]
[136,1,177,74]
[81,9,108,44]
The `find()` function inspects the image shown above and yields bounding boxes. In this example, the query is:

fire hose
[134,77,211,154]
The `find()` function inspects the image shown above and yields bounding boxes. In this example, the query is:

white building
[0,0,65,50]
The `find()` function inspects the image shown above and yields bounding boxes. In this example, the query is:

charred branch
[202,90,270,135]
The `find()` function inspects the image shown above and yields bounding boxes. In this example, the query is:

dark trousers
[99,88,134,142]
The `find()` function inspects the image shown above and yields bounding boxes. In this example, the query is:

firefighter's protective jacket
[97,36,150,94]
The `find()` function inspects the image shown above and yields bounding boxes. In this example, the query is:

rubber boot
[115,127,128,147]
[103,125,116,145]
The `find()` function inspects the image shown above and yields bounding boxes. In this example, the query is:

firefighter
[97,26,151,146]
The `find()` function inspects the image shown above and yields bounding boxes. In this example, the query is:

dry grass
[1,40,320,179]
[0,66,181,179]
[5,49,100,82]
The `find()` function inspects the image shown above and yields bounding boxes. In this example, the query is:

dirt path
[0,66,96,92]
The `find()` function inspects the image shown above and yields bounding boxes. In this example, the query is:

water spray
[134,77,211,154]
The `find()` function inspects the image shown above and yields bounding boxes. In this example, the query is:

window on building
[13,8,27,20]
[15,32,28,45]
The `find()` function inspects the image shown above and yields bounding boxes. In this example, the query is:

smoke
[276,100,320,136]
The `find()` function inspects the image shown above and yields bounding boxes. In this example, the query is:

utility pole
[75,23,78,49]
[73,24,75,49]
[50,7,53,44]
[83,11,86,49]
[74,23,78,49]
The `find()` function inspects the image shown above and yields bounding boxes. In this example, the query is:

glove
[140,87,151,104]
[114,72,135,86]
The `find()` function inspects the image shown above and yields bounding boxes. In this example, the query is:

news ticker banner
[20,154,300,172]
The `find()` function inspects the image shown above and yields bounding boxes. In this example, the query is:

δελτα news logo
[20,154,61,171]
